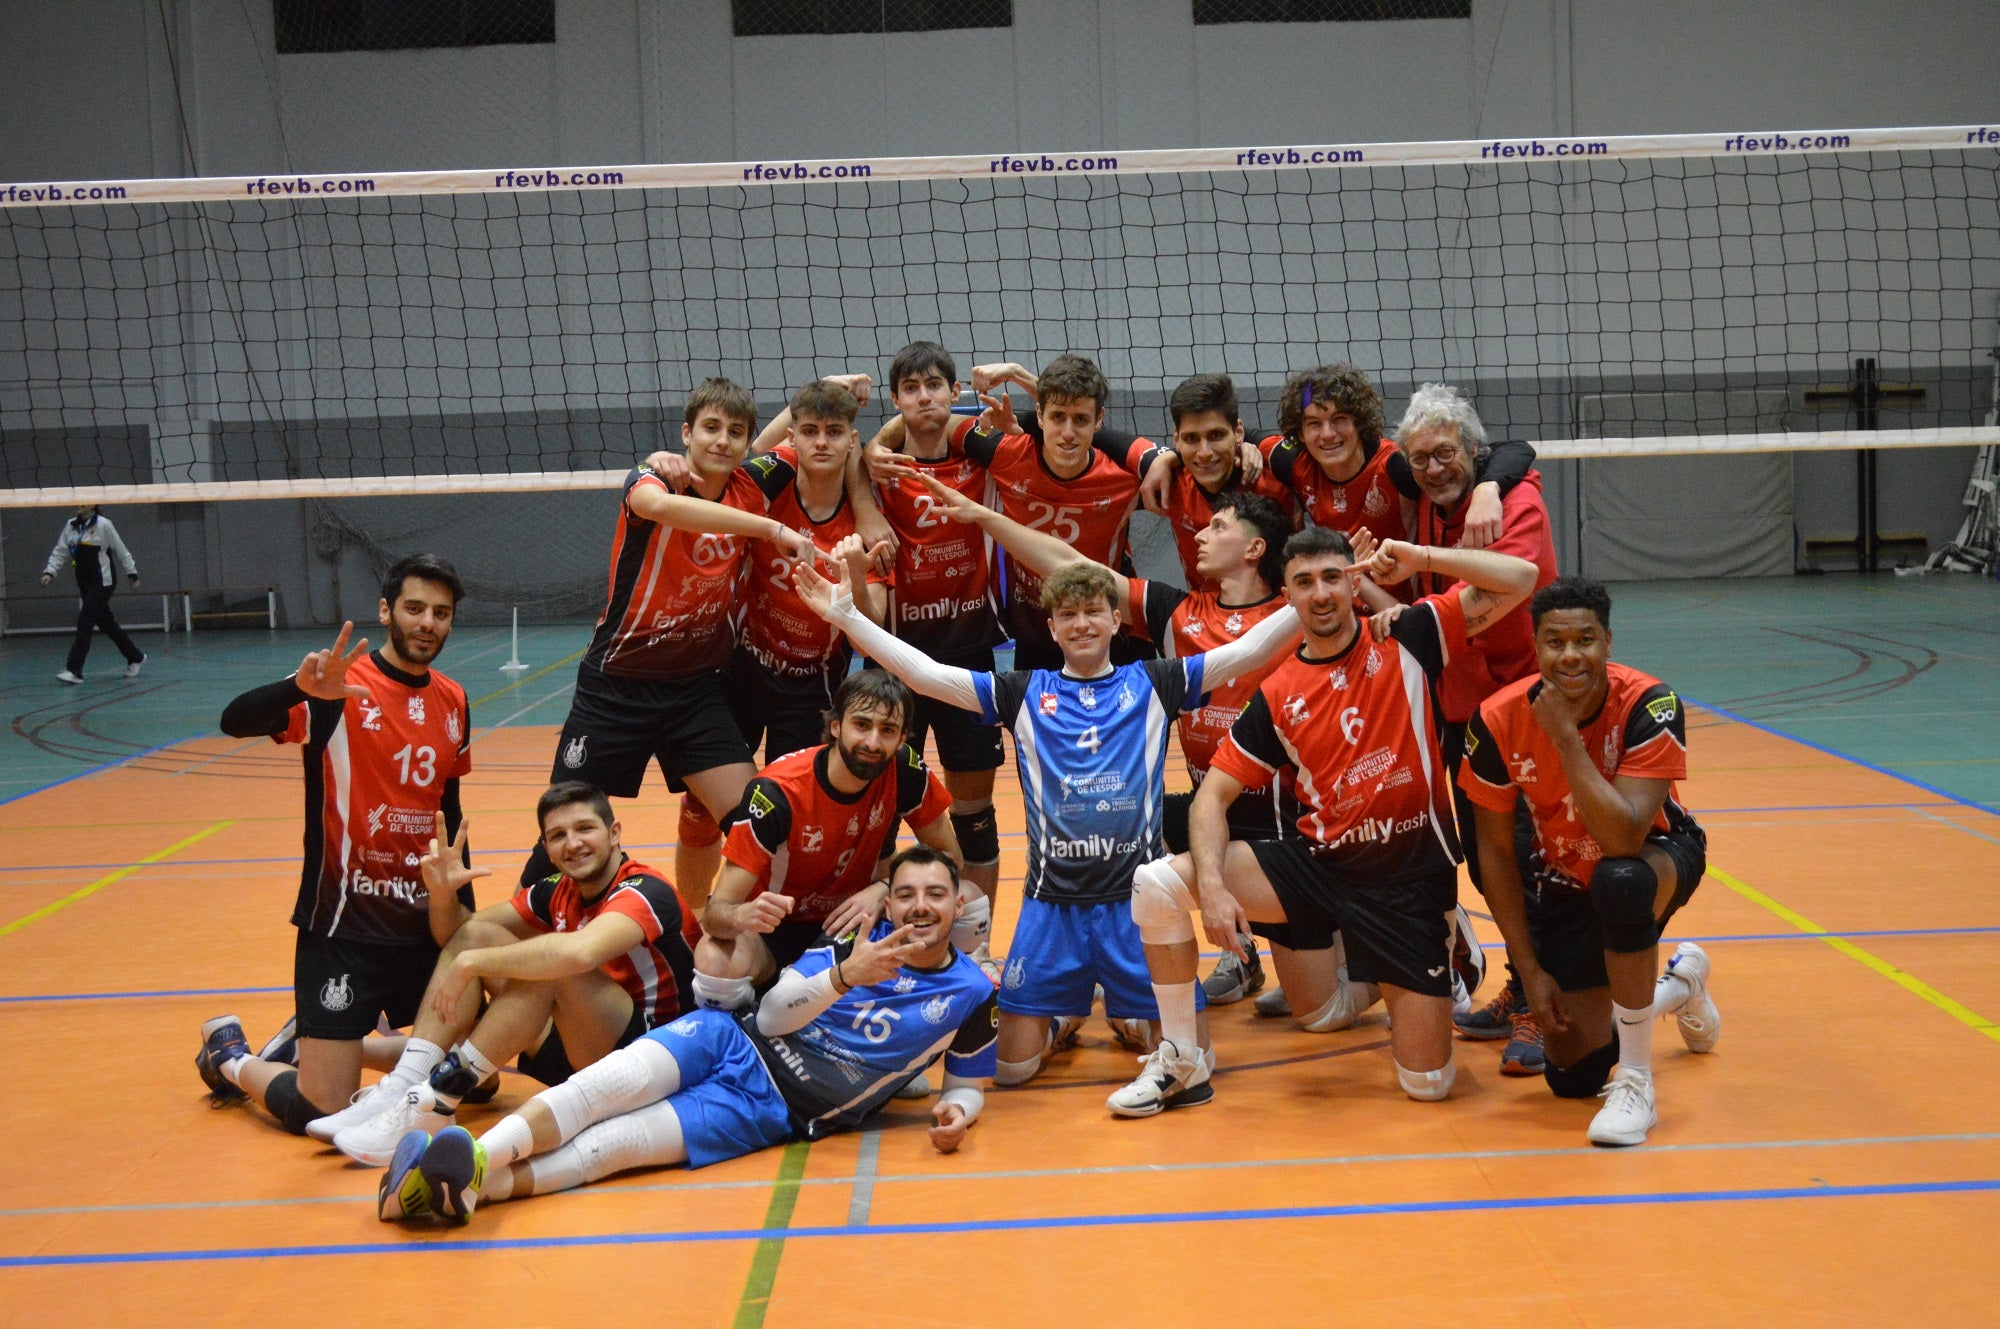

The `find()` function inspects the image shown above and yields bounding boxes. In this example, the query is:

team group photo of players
[190,342,1721,1225]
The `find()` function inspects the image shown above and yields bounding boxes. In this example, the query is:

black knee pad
[949,805,1000,865]
[1590,857,1660,953]
[1544,1038,1618,1099]
[263,1069,332,1136]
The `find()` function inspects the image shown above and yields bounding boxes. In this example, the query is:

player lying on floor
[378,846,996,1223]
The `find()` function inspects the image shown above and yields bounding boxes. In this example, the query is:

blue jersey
[975,658,1206,904]
[743,925,999,1139]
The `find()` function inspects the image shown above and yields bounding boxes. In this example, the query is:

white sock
[219,1053,248,1086]
[1652,971,1693,1018]
[1151,981,1198,1055]
[391,1037,446,1087]
[480,1115,536,1168]
[480,1165,516,1204]
[1613,1001,1654,1072]
[458,1040,500,1084]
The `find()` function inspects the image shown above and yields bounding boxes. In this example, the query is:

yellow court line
[0,821,235,937]
[472,648,584,707]
[1710,863,2000,1046]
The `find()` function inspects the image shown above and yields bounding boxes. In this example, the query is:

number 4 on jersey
[1076,725,1102,754]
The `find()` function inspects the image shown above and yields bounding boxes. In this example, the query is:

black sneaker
[196,1015,251,1103]
[1454,971,1522,1041]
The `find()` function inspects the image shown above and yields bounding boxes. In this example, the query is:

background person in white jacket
[39,505,146,683]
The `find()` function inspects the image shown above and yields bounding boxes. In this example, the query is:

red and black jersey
[1264,435,1408,549]
[510,856,695,1028]
[960,428,1140,650]
[1152,463,1297,594]
[277,652,473,945]
[1460,664,1698,887]
[1411,470,1559,722]
[1128,577,1288,785]
[722,744,953,925]
[581,464,784,680]
[738,445,888,678]
[879,416,1006,656]
[1210,595,1467,879]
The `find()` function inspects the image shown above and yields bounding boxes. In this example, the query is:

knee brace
[1299,978,1379,1033]
[1130,858,1197,947]
[263,1070,331,1137]
[950,891,992,951]
[1591,857,1661,953]
[678,796,721,850]
[1544,1038,1618,1099]
[948,800,1000,866]
[1395,1058,1456,1102]
[570,1099,688,1184]
[993,1052,1043,1087]
[692,970,755,1012]
[546,1038,680,1139]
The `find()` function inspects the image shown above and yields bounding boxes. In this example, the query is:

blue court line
[1688,696,2000,818]
[0,730,208,808]
[0,985,289,1005]
[7,1176,1996,1267]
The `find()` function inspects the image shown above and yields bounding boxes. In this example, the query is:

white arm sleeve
[754,965,843,1037]
[828,597,983,712]
[937,1073,985,1126]
[1197,603,1302,681]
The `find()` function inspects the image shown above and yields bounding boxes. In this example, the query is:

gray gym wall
[1,0,1995,625]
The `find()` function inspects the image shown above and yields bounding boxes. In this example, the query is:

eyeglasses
[1405,445,1463,473]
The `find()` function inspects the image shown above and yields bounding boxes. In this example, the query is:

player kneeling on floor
[378,846,996,1223]
[1458,577,1717,1147]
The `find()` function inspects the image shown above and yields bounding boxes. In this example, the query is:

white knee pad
[572,1099,687,1183]
[993,1052,1044,1087]
[1396,1058,1456,1102]
[692,970,756,1011]
[1299,979,1379,1033]
[1130,858,1197,946]
[546,1037,681,1139]
[951,892,992,951]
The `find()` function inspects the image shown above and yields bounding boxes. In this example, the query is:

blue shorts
[644,1009,794,1170]
[999,897,1208,1021]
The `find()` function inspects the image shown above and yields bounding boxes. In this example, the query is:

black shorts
[1245,840,1458,998]
[757,919,834,984]
[728,648,841,767]
[552,665,752,798]
[293,929,440,1042]
[516,998,649,1087]
[1533,826,1708,993]
[907,646,1005,772]
[1162,786,1288,856]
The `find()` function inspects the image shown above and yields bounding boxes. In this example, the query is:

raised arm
[1358,540,1536,638]
[626,482,814,562]
[913,472,1096,582]
[1193,603,1303,681]
[793,560,983,712]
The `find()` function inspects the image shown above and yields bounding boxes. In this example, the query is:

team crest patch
[1039,693,1059,716]
[1003,958,1026,990]
[319,973,353,1012]
[1645,693,1679,724]
[1331,490,1349,513]
[1331,667,1349,690]
[1116,684,1137,713]
[921,995,955,1025]
[1364,647,1382,677]
[1364,485,1389,517]
[562,734,588,770]
[407,696,426,725]
[1224,612,1243,636]
[445,711,462,744]
[845,816,860,839]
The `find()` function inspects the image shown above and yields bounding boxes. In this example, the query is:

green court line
[1711,863,2000,1046]
[731,1139,812,1329]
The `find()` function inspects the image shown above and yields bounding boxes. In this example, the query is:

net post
[500,607,529,673]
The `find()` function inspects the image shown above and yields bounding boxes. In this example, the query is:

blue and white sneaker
[257,1015,300,1067]
[377,1130,434,1221]
[196,1015,251,1104]
[421,1126,488,1223]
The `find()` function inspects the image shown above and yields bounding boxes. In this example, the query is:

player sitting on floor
[1457,576,1718,1146]
[793,535,1302,1090]
[694,669,960,1009]
[322,783,696,1164]
[377,847,996,1223]
[1112,529,1538,1117]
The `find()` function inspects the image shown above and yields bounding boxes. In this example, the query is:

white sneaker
[124,656,145,678]
[1660,942,1721,1054]
[1106,1039,1214,1118]
[55,670,82,685]
[894,1072,933,1100]
[334,1083,453,1166]
[1254,985,1291,1018]
[1587,1065,1657,1146]
[1107,1016,1156,1052]
[304,1072,416,1143]
[969,942,1001,986]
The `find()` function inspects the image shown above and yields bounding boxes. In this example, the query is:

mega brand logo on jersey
[801,825,825,853]
[320,973,353,1011]
[920,995,954,1025]
[407,696,426,725]
[358,698,384,731]
[562,734,588,770]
